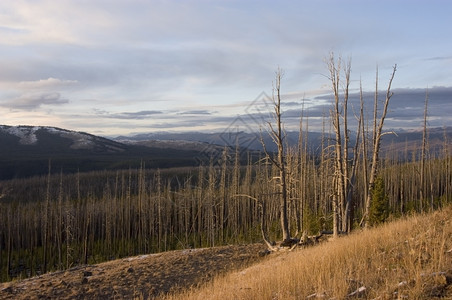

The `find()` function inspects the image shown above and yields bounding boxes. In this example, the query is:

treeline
[0,135,450,282]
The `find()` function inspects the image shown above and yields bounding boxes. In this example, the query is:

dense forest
[1,59,451,282]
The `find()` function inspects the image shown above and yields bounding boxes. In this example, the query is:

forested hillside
[0,125,207,180]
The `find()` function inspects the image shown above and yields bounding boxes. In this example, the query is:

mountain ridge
[1,125,451,180]
[0,125,204,180]
[116,126,452,154]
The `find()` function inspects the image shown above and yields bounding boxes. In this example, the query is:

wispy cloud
[306,86,452,130]
[1,92,69,110]
[424,56,452,61]
[178,110,214,115]
[17,78,78,90]
[101,110,164,120]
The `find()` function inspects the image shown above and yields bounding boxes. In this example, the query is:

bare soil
[0,243,268,299]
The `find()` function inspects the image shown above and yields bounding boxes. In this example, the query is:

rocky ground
[0,243,269,299]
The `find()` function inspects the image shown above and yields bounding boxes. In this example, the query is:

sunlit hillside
[165,206,452,300]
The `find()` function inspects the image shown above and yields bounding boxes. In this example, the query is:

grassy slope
[166,206,452,299]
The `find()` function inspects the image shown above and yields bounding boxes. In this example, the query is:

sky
[0,0,451,137]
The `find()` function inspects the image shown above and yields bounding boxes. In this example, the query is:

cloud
[0,1,120,46]
[1,92,69,110]
[178,110,214,115]
[17,77,78,90]
[424,56,452,61]
[0,77,77,111]
[308,86,452,130]
[281,101,303,107]
[101,110,164,120]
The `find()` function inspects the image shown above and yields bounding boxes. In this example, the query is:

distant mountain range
[1,125,451,180]
[115,131,325,153]
[117,127,452,156]
[379,126,452,158]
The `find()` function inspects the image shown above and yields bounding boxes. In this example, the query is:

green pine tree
[369,176,389,226]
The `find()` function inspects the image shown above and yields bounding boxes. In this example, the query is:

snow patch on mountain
[3,126,40,145]
[0,125,96,148]
[61,131,95,149]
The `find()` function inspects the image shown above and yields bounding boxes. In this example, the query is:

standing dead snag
[259,69,296,248]
[420,89,429,210]
[363,65,397,227]
[326,54,353,236]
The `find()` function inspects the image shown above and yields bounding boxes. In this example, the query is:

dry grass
[165,206,452,300]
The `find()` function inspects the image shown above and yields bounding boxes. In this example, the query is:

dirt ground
[0,243,268,299]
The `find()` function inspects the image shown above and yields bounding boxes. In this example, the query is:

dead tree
[420,89,429,210]
[326,54,352,236]
[363,65,397,227]
[260,68,294,247]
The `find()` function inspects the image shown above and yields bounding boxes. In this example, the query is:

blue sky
[0,0,451,136]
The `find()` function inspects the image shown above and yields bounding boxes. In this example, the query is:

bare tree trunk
[43,160,51,274]
[156,169,163,251]
[443,128,450,203]
[341,59,352,233]
[330,58,343,237]
[6,207,12,280]
[276,74,290,242]
[65,203,72,270]
[326,54,351,235]
[361,84,369,221]
[57,170,63,269]
[254,68,298,248]
[345,81,364,231]
[83,198,90,265]
[296,111,305,236]
[261,68,291,244]
[363,65,397,227]
[420,89,429,210]
[219,147,228,244]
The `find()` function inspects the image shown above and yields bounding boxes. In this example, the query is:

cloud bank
[0,1,451,135]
